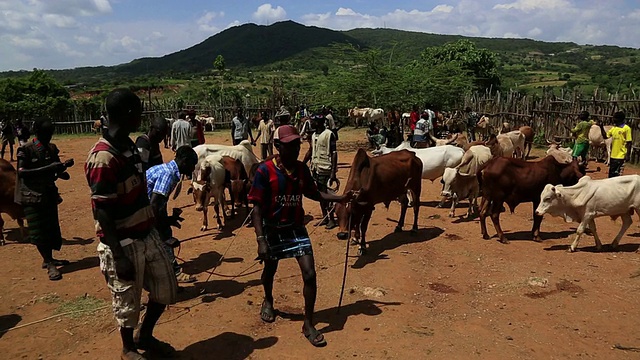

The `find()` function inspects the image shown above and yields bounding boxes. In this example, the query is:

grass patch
[55,295,108,319]
[39,293,62,304]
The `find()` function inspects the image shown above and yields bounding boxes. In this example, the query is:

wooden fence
[464,88,640,145]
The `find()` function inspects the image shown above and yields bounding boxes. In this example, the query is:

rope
[0,305,110,334]
[337,203,352,313]
[199,209,254,294]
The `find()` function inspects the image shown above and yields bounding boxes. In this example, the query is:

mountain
[2,20,639,92]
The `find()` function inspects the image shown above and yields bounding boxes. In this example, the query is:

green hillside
[2,20,640,100]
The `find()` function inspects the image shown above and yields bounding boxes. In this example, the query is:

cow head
[440,167,458,198]
[535,184,569,219]
[190,165,212,212]
[335,202,351,240]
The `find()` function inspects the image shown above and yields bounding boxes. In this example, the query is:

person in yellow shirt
[599,111,632,178]
[570,111,594,166]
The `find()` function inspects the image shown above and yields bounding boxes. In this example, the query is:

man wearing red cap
[248,125,352,347]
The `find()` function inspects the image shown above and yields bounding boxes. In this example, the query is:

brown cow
[519,125,534,158]
[93,120,102,134]
[478,156,585,244]
[220,156,249,217]
[0,159,25,245]
[335,149,422,255]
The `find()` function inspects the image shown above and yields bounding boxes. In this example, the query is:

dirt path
[2,129,640,359]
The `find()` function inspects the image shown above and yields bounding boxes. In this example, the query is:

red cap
[274,125,301,143]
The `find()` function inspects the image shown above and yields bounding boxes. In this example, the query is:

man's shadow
[179,332,277,360]
[277,299,401,335]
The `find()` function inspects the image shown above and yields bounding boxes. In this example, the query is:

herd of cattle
[0,122,635,257]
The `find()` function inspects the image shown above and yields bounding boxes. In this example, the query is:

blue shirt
[146,160,180,199]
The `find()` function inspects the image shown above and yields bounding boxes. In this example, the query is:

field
[2,128,640,359]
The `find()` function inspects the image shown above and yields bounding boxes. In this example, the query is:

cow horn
[445,133,459,145]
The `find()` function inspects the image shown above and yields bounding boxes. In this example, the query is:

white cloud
[252,3,286,23]
[493,0,570,12]
[41,0,112,16]
[197,11,224,33]
[8,35,45,49]
[336,7,358,16]
[528,27,542,36]
[43,14,78,28]
[74,35,95,45]
[432,5,454,13]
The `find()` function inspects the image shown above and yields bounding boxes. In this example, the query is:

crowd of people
[2,93,635,358]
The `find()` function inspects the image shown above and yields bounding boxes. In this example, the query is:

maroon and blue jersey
[248,156,318,227]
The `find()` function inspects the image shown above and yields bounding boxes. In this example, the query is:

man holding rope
[248,125,352,347]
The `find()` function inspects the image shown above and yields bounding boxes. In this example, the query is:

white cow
[441,167,480,218]
[440,145,492,217]
[588,125,613,165]
[495,130,526,158]
[429,133,459,147]
[193,141,258,176]
[372,143,465,181]
[367,108,385,123]
[546,143,573,164]
[535,175,640,252]
[190,154,228,231]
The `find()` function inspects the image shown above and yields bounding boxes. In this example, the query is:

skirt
[264,225,313,261]
[24,200,62,250]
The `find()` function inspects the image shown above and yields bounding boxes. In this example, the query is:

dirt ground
[2,128,640,360]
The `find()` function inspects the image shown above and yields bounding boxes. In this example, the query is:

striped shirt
[85,137,155,240]
[248,156,318,227]
[146,160,180,199]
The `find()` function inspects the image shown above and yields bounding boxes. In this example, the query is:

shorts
[264,225,313,261]
[312,172,330,192]
[97,228,178,328]
[24,199,62,250]
[609,158,625,178]
[572,142,589,161]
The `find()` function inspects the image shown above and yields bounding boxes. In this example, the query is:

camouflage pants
[97,228,177,328]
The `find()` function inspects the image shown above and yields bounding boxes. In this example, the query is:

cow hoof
[448,213,455,218]
[410,228,418,234]
[499,238,510,244]
[0,239,4,246]
[568,247,577,253]
[533,237,543,243]
[482,234,490,240]
[394,226,403,233]
[358,248,367,256]
[200,226,207,232]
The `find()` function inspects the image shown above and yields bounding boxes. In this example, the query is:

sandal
[41,259,70,269]
[302,325,327,347]
[260,300,276,323]
[120,350,146,360]
[176,271,196,284]
[46,264,62,281]
[134,335,175,357]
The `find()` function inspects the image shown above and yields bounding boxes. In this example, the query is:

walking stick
[337,206,352,314]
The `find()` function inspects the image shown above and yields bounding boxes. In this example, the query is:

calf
[536,175,640,252]
[189,155,227,231]
[478,156,584,243]
[220,156,249,217]
[588,125,613,164]
[546,142,573,164]
[335,149,423,255]
[440,145,492,218]
[441,167,479,218]
[0,159,25,245]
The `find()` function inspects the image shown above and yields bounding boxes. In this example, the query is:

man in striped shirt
[86,89,177,360]
[248,125,352,347]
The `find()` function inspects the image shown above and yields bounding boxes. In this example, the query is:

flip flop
[47,265,62,281]
[302,326,327,347]
[260,300,276,323]
[42,259,70,269]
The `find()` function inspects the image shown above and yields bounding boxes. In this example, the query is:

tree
[213,55,225,73]
[421,39,501,91]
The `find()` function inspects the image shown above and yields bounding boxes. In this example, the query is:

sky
[1,0,639,72]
